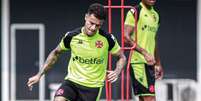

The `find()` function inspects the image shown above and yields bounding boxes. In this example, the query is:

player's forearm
[116,59,126,70]
[115,52,126,71]
[135,44,147,56]
[124,35,134,46]
[124,25,134,46]
[37,48,63,76]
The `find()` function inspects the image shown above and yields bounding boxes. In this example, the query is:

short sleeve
[59,32,71,51]
[124,10,135,27]
[109,35,121,54]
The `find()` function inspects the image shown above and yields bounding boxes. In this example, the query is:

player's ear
[85,14,88,20]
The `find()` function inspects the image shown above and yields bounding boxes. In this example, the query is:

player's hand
[107,67,121,83]
[143,52,156,65]
[27,74,41,91]
[155,65,164,80]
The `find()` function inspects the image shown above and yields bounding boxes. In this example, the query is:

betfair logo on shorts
[73,56,104,64]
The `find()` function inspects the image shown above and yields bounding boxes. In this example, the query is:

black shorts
[130,63,155,96]
[54,80,102,101]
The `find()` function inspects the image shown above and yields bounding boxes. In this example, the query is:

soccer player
[124,0,164,101]
[27,3,126,101]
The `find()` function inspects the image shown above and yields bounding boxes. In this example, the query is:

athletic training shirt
[125,2,160,63]
[59,27,120,87]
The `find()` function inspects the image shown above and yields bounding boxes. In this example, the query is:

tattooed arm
[27,45,65,90]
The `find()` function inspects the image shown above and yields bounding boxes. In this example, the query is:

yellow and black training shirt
[59,27,120,88]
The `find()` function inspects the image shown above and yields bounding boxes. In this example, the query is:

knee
[54,96,66,101]
[140,96,156,101]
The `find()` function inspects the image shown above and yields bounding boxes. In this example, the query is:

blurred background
[1,0,199,101]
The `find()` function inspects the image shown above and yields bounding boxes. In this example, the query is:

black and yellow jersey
[59,27,120,87]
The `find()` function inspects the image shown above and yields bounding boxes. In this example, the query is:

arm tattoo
[38,47,63,76]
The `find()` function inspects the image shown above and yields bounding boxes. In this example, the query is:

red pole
[108,0,112,101]
[104,6,133,9]
[121,0,125,101]
[104,3,138,101]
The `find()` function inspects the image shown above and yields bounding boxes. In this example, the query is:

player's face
[142,0,156,6]
[84,14,104,36]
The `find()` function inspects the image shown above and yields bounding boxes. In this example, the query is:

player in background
[124,0,164,101]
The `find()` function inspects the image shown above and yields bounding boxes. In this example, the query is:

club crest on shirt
[95,40,103,48]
